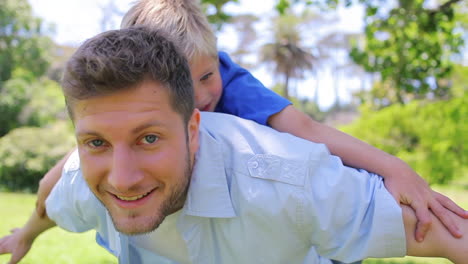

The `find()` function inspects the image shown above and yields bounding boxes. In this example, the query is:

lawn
[0,192,116,264]
[0,184,466,264]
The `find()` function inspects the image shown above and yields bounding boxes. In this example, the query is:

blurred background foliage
[0,0,72,192]
[0,0,466,191]
[0,121,74,192]
[341,94,467,185]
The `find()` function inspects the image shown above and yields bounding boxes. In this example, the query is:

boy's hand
[0,228,33,264]
[384,168,468,242]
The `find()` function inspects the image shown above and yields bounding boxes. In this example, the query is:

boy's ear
[188,109,200,155]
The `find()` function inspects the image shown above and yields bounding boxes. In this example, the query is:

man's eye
[200,72,213,81]
[88,139,105,148]
[141,135,159,145]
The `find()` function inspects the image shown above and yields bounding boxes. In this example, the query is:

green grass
[0,184,467,264]
[0,192,116,264]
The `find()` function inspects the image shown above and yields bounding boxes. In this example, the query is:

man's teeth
[116,191,151,201]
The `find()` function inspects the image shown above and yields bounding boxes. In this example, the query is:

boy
[35,0,467,246]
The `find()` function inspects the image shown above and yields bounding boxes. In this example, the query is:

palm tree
[316,31,367,108]
[230,14,259,69]
[260,14,315,99]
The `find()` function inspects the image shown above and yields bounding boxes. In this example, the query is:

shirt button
[251,161,259,168]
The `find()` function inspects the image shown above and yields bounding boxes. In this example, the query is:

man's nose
[108,146,143,192]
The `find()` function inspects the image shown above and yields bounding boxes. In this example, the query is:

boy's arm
[36,150,74,218]
[0,210,56,264]
[402,205,468,263]
[269,105,468,241]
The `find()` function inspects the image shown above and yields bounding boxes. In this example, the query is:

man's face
[73,80,200,235]
[190,54,223,112]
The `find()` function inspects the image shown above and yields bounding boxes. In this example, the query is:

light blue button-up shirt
[46,112,406,264]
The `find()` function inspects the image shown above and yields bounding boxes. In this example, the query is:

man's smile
[114,189,155,201]
[108,187,158,209]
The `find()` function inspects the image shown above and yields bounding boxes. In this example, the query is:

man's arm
[0,210,56,264]
[269,105,468,241]
[35,150,74,218]
[0,150,90,264]
[402,205,468,263]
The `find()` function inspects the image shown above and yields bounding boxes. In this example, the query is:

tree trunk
[284,72,290,100]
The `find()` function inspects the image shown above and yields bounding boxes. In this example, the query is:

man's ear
[188,109,200,155]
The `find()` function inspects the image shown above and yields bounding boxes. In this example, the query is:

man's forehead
[71,81,181,133]
[72,81,168,115]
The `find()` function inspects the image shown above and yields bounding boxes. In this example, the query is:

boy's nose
[108,146,143,192]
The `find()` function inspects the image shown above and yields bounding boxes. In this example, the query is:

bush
[0,75,66,137]
[20,78,68,126]
[0,121,75,192]
[341,96,467,184]
[0,78,30,136]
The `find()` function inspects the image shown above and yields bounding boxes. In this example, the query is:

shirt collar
[182,125,236,218]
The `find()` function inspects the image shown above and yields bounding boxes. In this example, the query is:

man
[1,26,467,264]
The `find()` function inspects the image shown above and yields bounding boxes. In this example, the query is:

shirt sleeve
[45,149,104,233]
[215,51,291,126]
[301,155,407,262]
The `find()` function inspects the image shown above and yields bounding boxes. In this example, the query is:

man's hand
[384,168,468,242]
[0,228,33,264]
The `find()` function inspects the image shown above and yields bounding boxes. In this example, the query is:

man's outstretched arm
[36,150,74,218]
[403,204,468,263]
[0,210,56,264]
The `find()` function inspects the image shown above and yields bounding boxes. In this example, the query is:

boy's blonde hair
[121,0,218,61]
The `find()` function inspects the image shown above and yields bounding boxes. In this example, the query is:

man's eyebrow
[76,130,102,138]
[75,121,164,137]
[131,121,164,134]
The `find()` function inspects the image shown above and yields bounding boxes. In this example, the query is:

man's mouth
[115,190,153,201]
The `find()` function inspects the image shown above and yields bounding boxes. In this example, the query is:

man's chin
[112,214,164,235]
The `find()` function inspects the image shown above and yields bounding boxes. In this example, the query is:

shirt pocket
[247,154,307,186]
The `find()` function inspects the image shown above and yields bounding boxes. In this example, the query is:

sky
[28,0,365,110]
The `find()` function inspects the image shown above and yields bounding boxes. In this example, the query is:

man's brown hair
[61,26,194,123]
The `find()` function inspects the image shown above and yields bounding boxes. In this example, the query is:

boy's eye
[140,134,159,145]
[200,72,213,81]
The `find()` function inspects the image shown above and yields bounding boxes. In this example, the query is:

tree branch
[428,0,462,15]
[438,0,462,10]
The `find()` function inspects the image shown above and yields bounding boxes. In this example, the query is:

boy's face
[190,55,223,112]
[72,79,200,235]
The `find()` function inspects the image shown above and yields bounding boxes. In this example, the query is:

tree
[201,0,239,29]
[0,0,54,84]
[350,0,465,106]
[260,14,315,99]
[0,73,67,137]
[315,31,364,108]
[204,0,466,101]
[229,14,259,69]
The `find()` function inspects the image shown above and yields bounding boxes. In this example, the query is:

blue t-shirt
[215,51,291,126]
